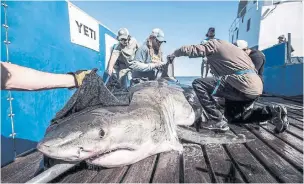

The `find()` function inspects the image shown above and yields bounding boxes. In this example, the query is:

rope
[2,1,17,158]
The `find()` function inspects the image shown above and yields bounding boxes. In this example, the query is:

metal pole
[25,163,76,183]
[287,33,292,64]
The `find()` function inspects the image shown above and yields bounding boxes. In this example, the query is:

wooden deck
[1,96,303,183]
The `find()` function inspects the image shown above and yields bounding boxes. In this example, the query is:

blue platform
[1,1,115,166]
[262,43,303,96]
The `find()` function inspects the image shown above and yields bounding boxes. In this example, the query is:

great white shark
[37,64,251,168]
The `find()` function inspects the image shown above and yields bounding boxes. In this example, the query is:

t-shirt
[112,37,138,68]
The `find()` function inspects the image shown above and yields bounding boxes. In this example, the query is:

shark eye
[99,129,105,138]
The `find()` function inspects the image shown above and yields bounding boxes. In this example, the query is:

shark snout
[37,144,96,161]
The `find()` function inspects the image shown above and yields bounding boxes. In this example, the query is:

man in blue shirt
[130,28,167,81]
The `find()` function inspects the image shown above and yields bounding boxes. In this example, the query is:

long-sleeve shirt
[131,44,165,80]
[173,39,263,96]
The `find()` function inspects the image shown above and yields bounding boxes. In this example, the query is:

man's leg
[119,68,131,89]
[225,99,289,133]
[223,88,289,134]
[192,77,229,131]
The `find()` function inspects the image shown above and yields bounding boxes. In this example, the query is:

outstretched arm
[169,41,216,61]
[1,62,82,91]
[106,50,120,75]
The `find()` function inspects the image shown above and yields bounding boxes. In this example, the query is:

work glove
[68,68,98,88]
[167,54,176,64]
[153,62,166,70]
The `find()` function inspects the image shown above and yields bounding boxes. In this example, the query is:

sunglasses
[155,39,164,44]
[119,38,128,42]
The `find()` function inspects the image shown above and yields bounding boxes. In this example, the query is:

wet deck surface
[1,96,303,183]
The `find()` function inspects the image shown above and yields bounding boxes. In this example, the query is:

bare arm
[106,50,120,75]
[1,62,76,91]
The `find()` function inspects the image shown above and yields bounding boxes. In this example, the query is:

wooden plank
[1,152,43,183]
[256,100,303,120]
[244,124,303,172]
[283,96,303,104]
[270,122,303,140]
[230,124,303,183]
[224,128,277,183]
[57,168,99,183]
[151,151,180,183]
[259,97,303,110]
[205,144,244,183]
[288,112,303,120]
[288,117,303,130]
[256,101,304,129]
[122,155,157,183]
[261,123,303,153]
[89,166,129,183]
[183,144,211,183]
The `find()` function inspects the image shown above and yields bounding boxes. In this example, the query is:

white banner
[105,34,118,68]
[68,2,100,52]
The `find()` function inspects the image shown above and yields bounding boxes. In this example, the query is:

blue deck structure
[1,1,116,166]
[262,43,303,96]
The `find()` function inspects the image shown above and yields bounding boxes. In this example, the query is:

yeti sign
[68,2,100,52]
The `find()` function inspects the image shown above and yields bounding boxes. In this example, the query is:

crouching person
[167,39,289,133]
[106,28,138,88]
[130,28,167,82]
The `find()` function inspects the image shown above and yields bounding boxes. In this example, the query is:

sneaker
[202,120,230,132]
[280,105,289,132]
[270,105,289,133]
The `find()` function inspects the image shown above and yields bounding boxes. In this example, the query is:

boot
[270,105,289,133]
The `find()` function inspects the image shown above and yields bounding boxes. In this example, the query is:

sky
[73,1,239,76]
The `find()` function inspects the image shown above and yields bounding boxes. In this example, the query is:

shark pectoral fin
[177,126,254,145]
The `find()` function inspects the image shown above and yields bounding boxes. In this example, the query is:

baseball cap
[278,35,285,40]
[234,40,248,50]
[151,28,166,42]
[117,28,129,41]
[206,27,215,37]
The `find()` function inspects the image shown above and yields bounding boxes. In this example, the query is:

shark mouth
[88,147,135,161]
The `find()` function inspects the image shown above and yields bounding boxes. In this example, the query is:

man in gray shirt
[167,39,289,133]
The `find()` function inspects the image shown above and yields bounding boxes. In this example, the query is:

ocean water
[176,76,200,86]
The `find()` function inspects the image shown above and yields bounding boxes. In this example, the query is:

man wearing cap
[278,35,294,53]
[130,28,167,81]
[106,28,139,88]
[167,39,289,133]
[234,40,265,81]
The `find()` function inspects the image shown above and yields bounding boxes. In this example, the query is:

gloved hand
[68,68,98,88]
[167,54,176,64]
[153,62,166,70]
